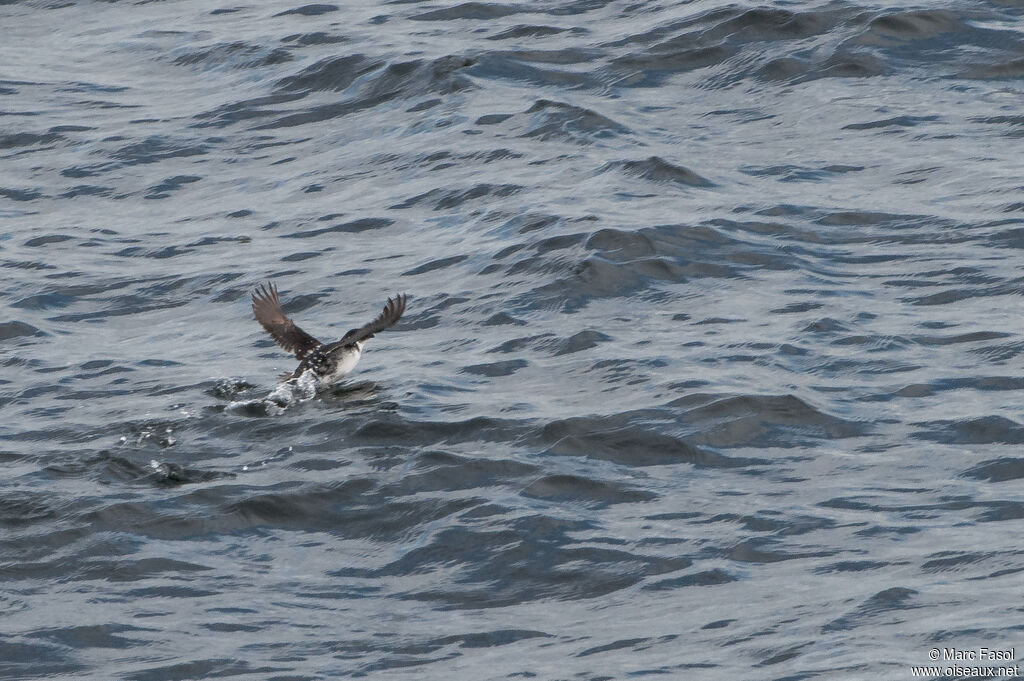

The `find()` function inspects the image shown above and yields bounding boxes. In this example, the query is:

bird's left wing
[331,294,407,347]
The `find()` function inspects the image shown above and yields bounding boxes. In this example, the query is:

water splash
[227,369,321,415]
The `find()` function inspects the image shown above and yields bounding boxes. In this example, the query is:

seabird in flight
[252,282,407,385]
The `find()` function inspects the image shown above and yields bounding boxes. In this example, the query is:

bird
[251,282,406,385]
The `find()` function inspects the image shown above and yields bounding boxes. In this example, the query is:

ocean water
[2,1,1023,679]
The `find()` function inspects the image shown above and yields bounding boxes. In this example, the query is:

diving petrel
[252,282,407,384]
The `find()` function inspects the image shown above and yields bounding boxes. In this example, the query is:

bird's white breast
[323,343,363,384]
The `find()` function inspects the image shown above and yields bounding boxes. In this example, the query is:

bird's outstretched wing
[251,282,322,360]
[331,294,407,347]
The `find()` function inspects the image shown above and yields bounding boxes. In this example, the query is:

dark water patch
[0,131,61,150]
[590,222,790,269]
[905,287,1017,307]
[402,254,469,275]
[283,217,393,238]
[741,163,863,182]
[709,6,834,42]
[408,97,442,112]
[145,174,201,199]
[391,183,521,210]
[822,587,920,633]
[487,24,579,41]
[469,51,603,90]
[341,518,691,608]
[706,512,834,536]
[462,359,528,376]
[107,136,210,167]
[910,331,1010,346]
[275,55,382,93]
[803,317,849,334]
[676,393,866,448]
[0,490,82,530]
[771,301,823,314]
[726,538,832,564]
[482,311,526,326]
[921,551,991,573]
[0,640,83,678]
[971,115,1024,137]
[520,474,656,506]
[91,451,236,487]
[864,9,962,41]
[475,113,511,125]
[519,99,630,144]
[258,55,475,129]
[644,568,734,590]
[961,458,1024,483]
[172,41,293,69]
[608,5,862,86]
[830,333,911,351]
[24,233,72,247]
[499,212,564,235]
[977,501,1024,523]
[60,184,114,198]
[843,115,938,131]
[695,316,743,325]
[489,47,602,67]
[487,333,557,354]
[281,251,320,262]
[387,451,539,493]
[578,635,679,659]
[527,223,764,310]
[192,92,308,128]
[611,156,714,187]
[411,2,525,21]
[80,479,371,539]
[281,31,349,46]
[275,4,338,17]
[430,628,553,650]
[758,50,885,82]
[129,659,279,681]
[539,414,759,468]
[868,383,933,400]
[0,186,43,201]
[989,224,1024,248]
[968,339,1024,363]
[845,8,1024,76]
[348,415,530,449]
[937,376,1024,392]
[817,210,927,227]
[81,556,214,585]
[708,217,828,245]
[824,496,991,518]
[553,329,611,356]
[610,43,736,87]
[913,416,1024,445]
[814,560,889,574]
[508,233,583,261]
[0,321,44,341]
[959,57,1024,80]
[588,358,667,388]
[27,623,148,649]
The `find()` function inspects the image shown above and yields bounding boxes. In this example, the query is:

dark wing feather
[251,282,321,360]
[331,294,407,347]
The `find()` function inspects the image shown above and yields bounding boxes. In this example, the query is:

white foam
[227,369,322,415]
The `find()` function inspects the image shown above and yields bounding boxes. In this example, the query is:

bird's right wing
[251,282,322,360]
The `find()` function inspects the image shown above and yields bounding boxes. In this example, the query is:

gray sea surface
[2,0,1023,679]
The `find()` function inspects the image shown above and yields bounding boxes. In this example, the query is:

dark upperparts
[252,283,407,359]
